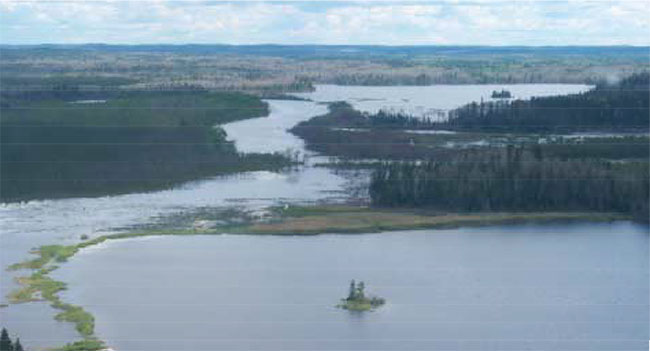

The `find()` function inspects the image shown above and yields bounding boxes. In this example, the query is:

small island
[337,280,385,311]
[491,89,512,98]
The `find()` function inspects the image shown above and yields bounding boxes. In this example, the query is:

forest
[288,73,650,221]
[369,146,649,220]
[441,73,649,132]
[1,45,647,94]
[0,89,292,201]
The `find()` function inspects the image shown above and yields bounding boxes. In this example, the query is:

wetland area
[1,81,648,350]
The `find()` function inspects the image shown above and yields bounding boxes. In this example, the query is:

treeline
[1,91,292,202]
[292,101,437,130]
[442,73,649,132]
[290,102,448,159]
[369,146,649,219]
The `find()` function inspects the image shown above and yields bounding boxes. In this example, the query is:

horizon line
[2,43,649,48]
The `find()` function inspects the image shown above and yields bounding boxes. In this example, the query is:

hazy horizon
[2,43,649,47]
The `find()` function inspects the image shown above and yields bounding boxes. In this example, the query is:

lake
[3,83,631,349]
[294,84,592,119]
[54,222,648,351]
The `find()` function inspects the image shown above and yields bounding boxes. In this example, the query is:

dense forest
[289,101,448,159]
[290,98,649,161]
[0,89,291,202]
[289,74,650,220]
[1,45,647,94]
[441,73,650,132]
[369,146,649,220]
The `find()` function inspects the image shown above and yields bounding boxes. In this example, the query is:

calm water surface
[0,84,609,349]
[295,84,592,119]
[54,223,648,351]
[0,100,346,347]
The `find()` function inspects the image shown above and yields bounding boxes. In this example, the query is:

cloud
[0,0,648,45]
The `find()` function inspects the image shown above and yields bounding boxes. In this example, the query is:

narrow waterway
[0,99,350,348]
[1,84,609,349]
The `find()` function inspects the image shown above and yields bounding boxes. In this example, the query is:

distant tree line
[291,101,438,130]
[440,73,649,132]
[369,146,649,220]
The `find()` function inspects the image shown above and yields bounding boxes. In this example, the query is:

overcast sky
[1,0,648,45]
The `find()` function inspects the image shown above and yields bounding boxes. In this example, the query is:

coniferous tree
[357,281,366,299]
[13,339,22,351]
[347,280,357,300]
[0,328,13,351]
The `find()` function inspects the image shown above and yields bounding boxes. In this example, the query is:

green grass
[337,299,373,311]
[9,245,78,270]
[243,207,630,235]
[55,304,95,337]
[337,296,385,312]
[56,339,105,351]
[8,240,101,341]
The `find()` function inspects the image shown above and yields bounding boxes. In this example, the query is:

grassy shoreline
[239,206,631,235]
[5,205,635,350]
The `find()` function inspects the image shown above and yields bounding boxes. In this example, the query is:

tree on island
[491,89,512,98]
[340,280,385,311]
[347,280,367,301]
[348,280,357,300]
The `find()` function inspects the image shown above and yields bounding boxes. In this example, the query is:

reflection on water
[54,223,649,351]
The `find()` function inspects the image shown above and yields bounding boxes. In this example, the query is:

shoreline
[4,206,638,350]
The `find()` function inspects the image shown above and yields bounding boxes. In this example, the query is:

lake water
[294,84,592,119]
[0,100,348,348]
[54,222,648,351]
[2,83,624,349]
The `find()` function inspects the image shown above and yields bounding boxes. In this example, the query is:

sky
[0,0,649,46]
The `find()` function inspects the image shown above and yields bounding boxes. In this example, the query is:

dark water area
[54,222,648,351]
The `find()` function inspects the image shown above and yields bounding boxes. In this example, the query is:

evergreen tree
[13,339,22,351]
[357,281,366,299]
[347,280,357,300]
[0,328,13,351]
